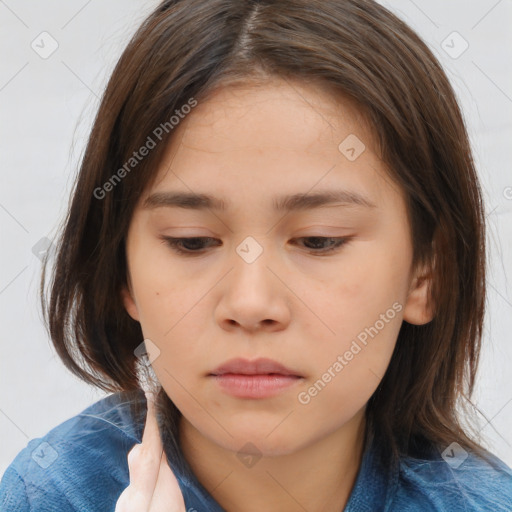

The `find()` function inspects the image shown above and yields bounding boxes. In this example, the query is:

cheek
[131,249,191,332]
[306,248,406,344]
[302,305,402,397]
[292,310,402,441]
[293,242,407,402]
[131,256,216,359]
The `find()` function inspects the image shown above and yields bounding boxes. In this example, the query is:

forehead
[179,78,373,153]
[142,79,399,213]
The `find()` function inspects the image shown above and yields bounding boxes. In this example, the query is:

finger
[115,448,151,512]
[141,393,163,454]
[148,450,187,512]
[123,395,163,508]
[115,474,148,512]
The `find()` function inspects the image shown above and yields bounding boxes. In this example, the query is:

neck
[179,408,367,512]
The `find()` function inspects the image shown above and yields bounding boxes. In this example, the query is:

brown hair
[41,0,497,471]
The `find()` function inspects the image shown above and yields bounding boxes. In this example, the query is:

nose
[214,244,291,334]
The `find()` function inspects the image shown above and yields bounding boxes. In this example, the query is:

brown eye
[160,237,220,255]
[160,236,351,257]
[291,237,351,254]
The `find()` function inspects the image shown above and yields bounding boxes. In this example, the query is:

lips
[209,357,302,377]
[209,357,303,399]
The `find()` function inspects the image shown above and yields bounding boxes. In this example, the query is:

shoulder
[392,444,512,511]
[0,389,146,511]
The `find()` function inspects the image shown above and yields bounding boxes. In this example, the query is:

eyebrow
[142,189,377,212]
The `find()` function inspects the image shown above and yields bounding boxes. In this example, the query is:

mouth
[208,358,304,399]
[209,357,303,377]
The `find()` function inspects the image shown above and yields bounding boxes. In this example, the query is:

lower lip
[211,373,302,399]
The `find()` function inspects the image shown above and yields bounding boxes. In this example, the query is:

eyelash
[160,236,352,256]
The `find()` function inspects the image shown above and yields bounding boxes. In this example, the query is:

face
[122,77,432,457]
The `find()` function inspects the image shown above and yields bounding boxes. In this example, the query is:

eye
[160,237,220,255]
[160,236,351,256]
[291,236,351,255]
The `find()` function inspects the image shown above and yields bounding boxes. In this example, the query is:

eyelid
[159,235,353,256]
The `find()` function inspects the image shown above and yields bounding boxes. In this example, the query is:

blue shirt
[1,390,512,511]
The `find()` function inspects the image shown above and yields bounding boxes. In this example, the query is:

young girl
[1,0,511,510]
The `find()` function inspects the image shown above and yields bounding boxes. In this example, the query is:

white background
[1,0,511,476]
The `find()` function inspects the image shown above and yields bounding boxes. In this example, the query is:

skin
[120,77,433,512]
[115,393,185,512]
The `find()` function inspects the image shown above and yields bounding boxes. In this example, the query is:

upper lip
[210,358,302,377]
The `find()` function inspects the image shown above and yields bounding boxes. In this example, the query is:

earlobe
[402,265,435,326]
[121,285,140,322]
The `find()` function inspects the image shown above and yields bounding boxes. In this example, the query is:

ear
[402,259,435,325]
[121,281,140,322]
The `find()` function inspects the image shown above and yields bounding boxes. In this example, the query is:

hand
[115,393,186,512]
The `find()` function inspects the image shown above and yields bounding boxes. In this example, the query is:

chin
[221,429,300,458]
